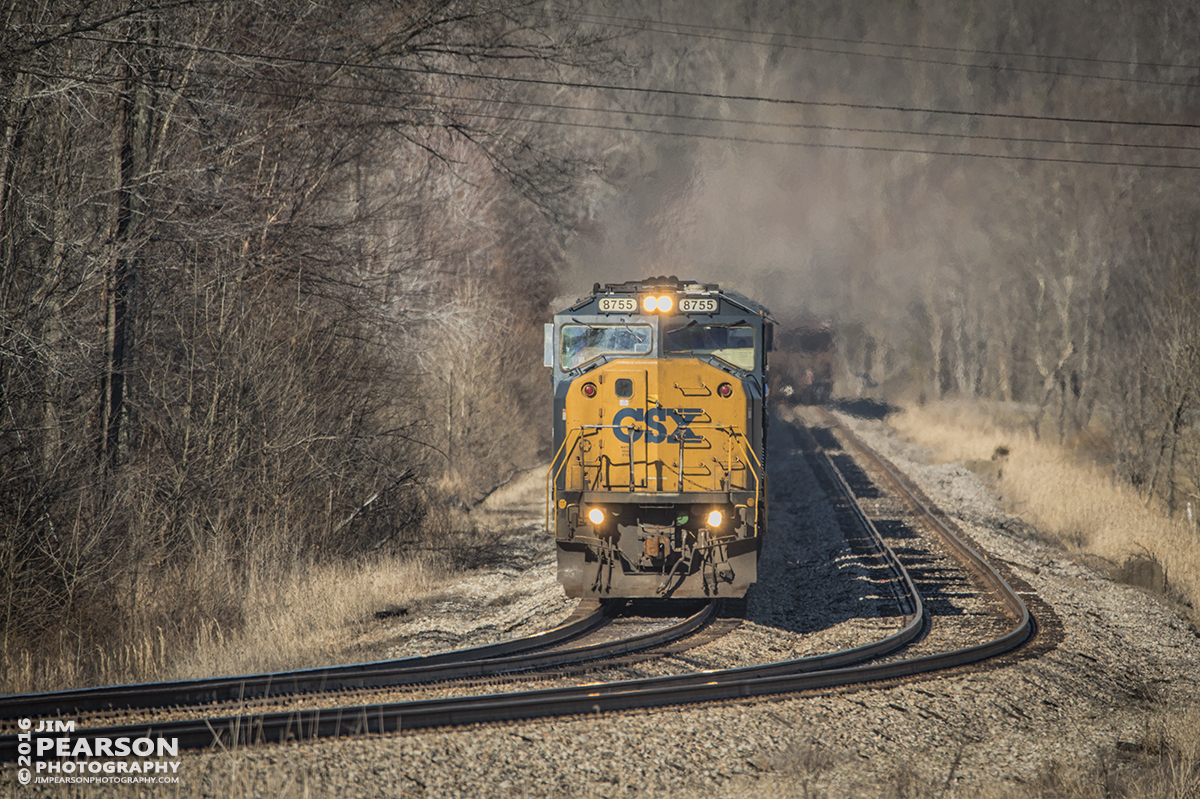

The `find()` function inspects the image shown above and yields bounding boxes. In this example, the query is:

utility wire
[572,10,1200,73]
[143,62,1200,156]
[18,33,1200,168]
[30,61,1192,170]
[569,13,1200,91]
[69,33,1200,133]
[441,108,1200,170]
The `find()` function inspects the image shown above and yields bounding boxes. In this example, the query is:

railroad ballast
[545,277,773,598]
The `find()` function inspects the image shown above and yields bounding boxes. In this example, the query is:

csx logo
[612,408,704,444]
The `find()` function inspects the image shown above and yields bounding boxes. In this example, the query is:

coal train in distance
[545,277,773,598]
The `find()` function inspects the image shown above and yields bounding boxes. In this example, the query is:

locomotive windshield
[560,324,652,370]
[664,323,756,370]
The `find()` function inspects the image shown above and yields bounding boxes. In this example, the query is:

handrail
[547,422,764,539]
[667,423,761,497]
[546,426,584,535]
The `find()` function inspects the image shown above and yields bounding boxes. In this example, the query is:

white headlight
[588,508,605,525]
[707,510,723,527]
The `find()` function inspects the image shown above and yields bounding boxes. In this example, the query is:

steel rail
[0,600,614,720]
[813,408,1032,645]
[0,597,731,727]
[802,425,924,626]
[0,415,1034,760]
[0,588,927,759]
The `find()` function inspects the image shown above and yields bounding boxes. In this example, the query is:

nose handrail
[547,423,763,539]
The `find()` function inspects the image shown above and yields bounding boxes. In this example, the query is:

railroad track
[0,599,731,728]
[0,599,611,724]
[0,410,1034,760]
[803,407,1032,659]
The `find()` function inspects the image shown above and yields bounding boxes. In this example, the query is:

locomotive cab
[546,277,772,598]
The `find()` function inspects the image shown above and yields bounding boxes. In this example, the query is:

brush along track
[0,413,1034,758]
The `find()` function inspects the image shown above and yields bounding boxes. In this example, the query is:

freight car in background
[773,321,835,405]
[544,277,772,599]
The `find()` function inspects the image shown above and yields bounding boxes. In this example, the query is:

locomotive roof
[565,275,771,318]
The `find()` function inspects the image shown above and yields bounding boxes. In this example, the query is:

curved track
[0,412,1034,759]
[0,598,741,727]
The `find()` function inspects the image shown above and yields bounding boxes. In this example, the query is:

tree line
[0,0,612,687]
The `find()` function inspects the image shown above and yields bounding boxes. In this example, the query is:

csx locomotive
[545,277,773,598]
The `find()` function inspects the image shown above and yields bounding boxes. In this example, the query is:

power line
[27,62,1198,171]
[72,33,1200,134]
[25,52,1200,159]
[22,32,1200,169]
[569,13,1200,92]
[218,79,1200,169]
[572,10,1200,73]
[442,109,1200,171]
[152,62,1200,157]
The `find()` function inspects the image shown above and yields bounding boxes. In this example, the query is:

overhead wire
[64,67,1200,169]
[420,108,1200,170]
[123,61,1200,158]
[17,29,1198,169]
[570,10,1200,73]
[68,32,1200,133]
[567,12,1200,91]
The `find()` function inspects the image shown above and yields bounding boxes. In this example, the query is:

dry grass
[168,553,449,681]
[0,483,527,695]
[890,401,1200,617]
[876,401,1200,798]
[0,552,454,694]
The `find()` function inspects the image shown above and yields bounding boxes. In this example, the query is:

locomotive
[545,277,773,598]
[775,322,835,405]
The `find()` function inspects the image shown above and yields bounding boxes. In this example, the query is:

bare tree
[1,0,616,689]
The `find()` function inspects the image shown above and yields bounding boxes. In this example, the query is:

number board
[597,296,637,313]
[679,297,719,314]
